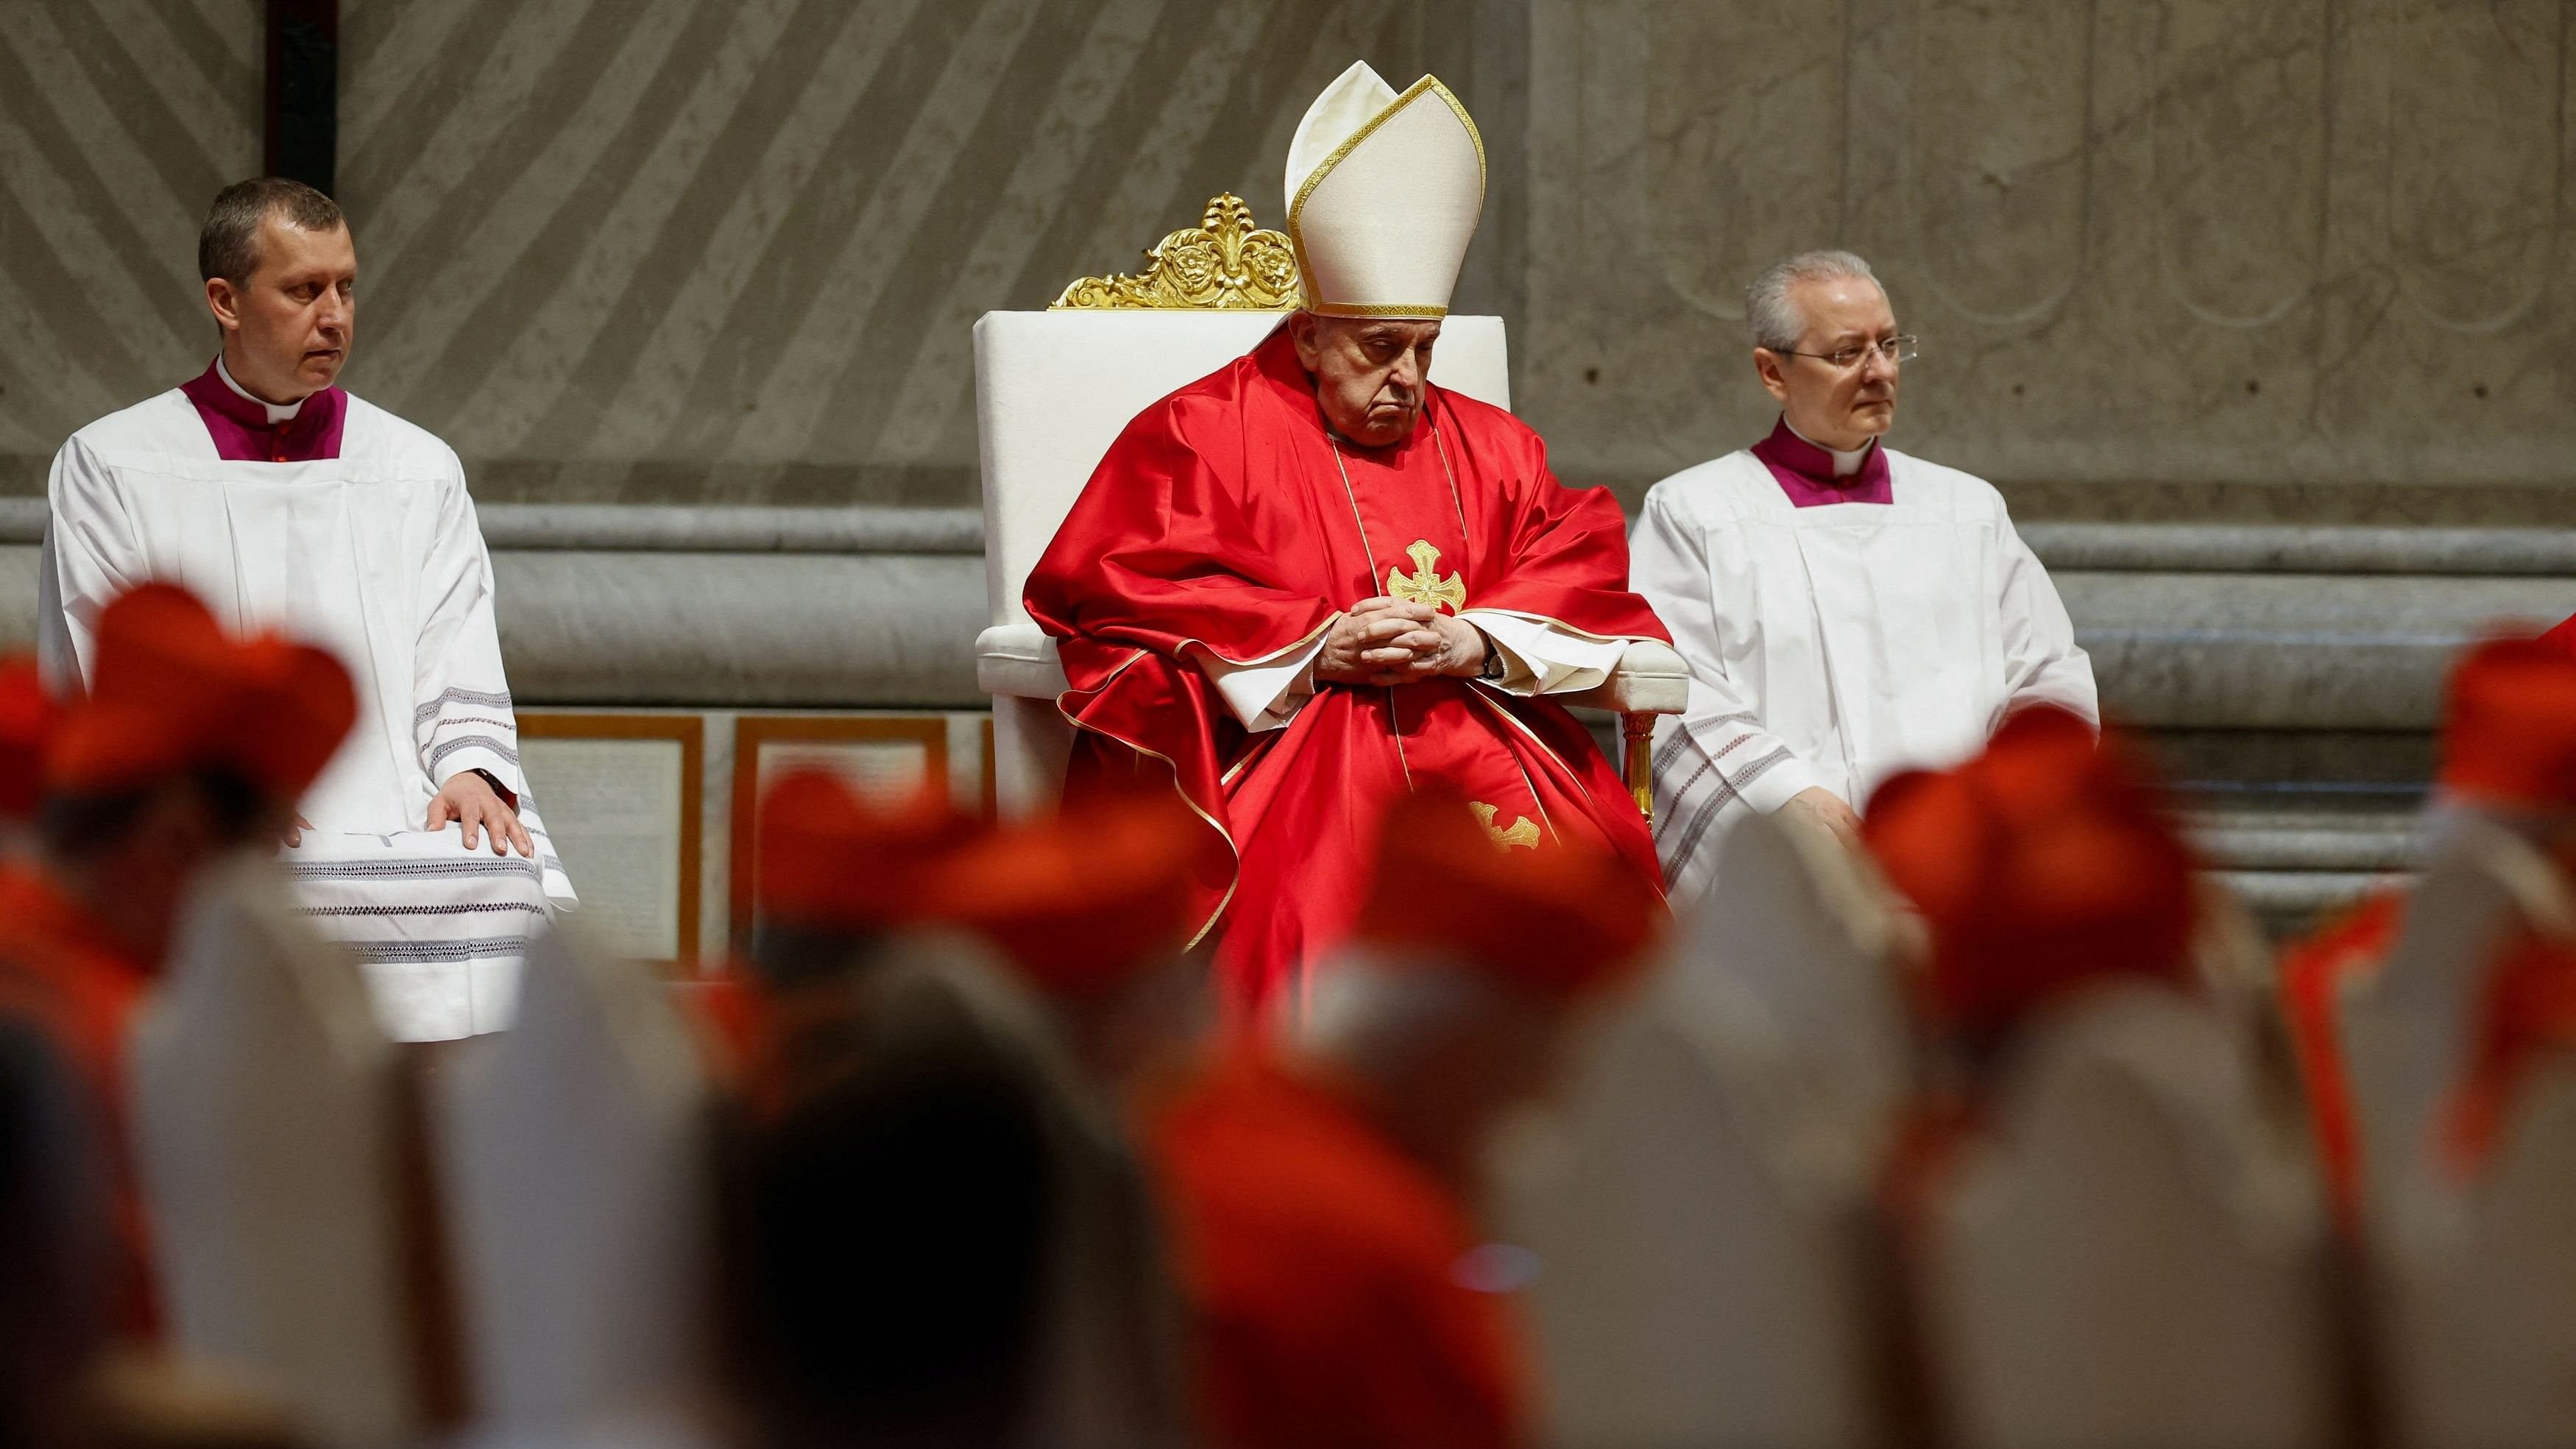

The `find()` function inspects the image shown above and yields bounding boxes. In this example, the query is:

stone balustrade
[1,500,2530,929]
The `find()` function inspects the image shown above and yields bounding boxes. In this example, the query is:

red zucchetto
[919,792,1203,999]
[1864,707,2197,1036]
[45,583,354,803]
[1351,791,1663,1002]
[752,770,982,933]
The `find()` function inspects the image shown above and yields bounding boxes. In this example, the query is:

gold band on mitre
[1303,302,1452,319]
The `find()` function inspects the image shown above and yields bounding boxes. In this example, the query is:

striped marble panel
[327,0,1490,505]
[0,0,1493,502]
[0,0,259,459]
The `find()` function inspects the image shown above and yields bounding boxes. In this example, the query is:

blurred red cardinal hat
[754,769,983,932]
[1351,790,1663,1002]
[45,583,355,804]
[1864,707,2197,1036]
[2438,634,2576,812]
[920,790,1204,999]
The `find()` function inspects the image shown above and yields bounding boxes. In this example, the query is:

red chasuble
[1025,327,1667,1017]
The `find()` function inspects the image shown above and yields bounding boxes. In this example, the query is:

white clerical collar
[1785,419,1875,478]
[216,355,306,425]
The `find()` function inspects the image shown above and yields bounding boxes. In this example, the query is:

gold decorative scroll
[1052,192,1302,311]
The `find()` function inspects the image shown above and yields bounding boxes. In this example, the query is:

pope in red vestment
[1026,64,1667,1016]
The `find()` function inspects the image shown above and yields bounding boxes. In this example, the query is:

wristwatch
[1474,628,1507,681]
[470,768,519,812]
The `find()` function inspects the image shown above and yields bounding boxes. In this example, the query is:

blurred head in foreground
[0,658,52,846]
[734,771,983,1097]
[2436,634,2576,830]
[717,949,1064,1449]
[35,584,353,968]
[2273,633,2576,1214]
[0,1017,109,1449]
[1301,791,1663,1186]
[1864,707,2198,1050]
[921,790,1209,1101]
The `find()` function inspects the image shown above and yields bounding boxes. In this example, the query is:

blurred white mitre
[1283,60,1485,319]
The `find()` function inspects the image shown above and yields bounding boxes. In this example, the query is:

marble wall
[1,0,2569,520]
[320,0,1504,506]
[0,0,1510,498]
[0,0,263,466]
[1527,0,2576,511]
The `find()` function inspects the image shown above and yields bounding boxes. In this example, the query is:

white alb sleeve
[39,436,144,695]
[1192,629,1332,733]
[1993,517,2100,729]
[1457,610,1630,695]
[412,466,576,907]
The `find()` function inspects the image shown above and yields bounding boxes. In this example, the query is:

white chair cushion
[976,622,1069,698]
[1565,638,1688,715]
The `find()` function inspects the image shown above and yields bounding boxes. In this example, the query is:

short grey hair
[1745,249,1883,352]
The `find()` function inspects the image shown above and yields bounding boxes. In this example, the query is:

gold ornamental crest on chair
[1051,192,1302,311]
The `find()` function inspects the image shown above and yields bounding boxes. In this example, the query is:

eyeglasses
[1772,336,1918,369]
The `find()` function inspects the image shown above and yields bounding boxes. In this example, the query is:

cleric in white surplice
[37,177,573,1041]
[1631,250,2098,901]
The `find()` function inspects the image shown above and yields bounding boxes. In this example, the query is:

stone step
[2179,803,2418,937]
[0,506,2530,904]
[2185,819,2417,873]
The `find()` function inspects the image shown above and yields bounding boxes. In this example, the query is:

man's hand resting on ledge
[427,770,534,857]
[1315,598,1489,687]
[1779,785,1862,847]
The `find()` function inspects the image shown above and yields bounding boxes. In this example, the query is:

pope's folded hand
[1320,600,1444,684]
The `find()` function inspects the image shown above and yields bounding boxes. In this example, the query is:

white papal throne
[971,193,1685,818]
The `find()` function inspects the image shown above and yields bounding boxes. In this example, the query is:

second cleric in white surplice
[1631,249,2097,902]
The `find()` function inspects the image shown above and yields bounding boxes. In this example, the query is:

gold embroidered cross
[1387,539,1465,614]
[1471,801,1542,851]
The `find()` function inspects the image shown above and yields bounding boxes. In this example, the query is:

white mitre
[1283,60,1485,319]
